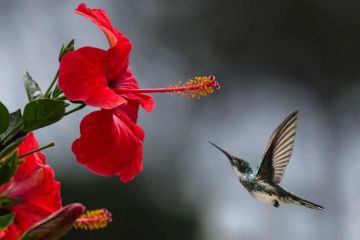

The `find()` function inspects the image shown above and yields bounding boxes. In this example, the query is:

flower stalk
[44,70,59,98]
[18,142,55,158]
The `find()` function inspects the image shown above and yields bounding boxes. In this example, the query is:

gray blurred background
[1,0,360,239]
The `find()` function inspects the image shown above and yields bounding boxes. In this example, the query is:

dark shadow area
[61,176,199,239]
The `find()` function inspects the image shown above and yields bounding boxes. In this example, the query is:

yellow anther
[74,208,112,231]
[170,75,220,99]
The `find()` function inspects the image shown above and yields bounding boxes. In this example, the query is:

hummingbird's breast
[250,190,280,205]
[241,178,281,205]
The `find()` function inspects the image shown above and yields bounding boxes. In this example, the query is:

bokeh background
[1,0,360,239]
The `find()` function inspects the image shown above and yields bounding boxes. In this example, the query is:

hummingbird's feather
[257,111,298,184]
[278,187,324,210]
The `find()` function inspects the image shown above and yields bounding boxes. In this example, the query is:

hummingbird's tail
[290,194,324,210]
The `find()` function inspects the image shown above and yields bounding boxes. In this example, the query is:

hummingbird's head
[231,157,252,174]
[209,141,252,174]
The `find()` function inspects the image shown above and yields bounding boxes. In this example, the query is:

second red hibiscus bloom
[0,133,61,239]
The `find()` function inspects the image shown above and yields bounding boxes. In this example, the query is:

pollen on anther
[171,75,220,99]
[74,208,112,231]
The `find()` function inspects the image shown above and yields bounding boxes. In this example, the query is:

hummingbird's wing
[256,111,298,184]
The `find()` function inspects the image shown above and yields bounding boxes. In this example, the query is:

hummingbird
[209,111,324,210]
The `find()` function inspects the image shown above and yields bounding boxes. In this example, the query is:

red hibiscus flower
[59,3,219,183]
[0,133,61,240]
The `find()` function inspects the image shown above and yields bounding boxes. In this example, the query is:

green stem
[64,103,86,116]
[44,70,59,97]
[18,142,55,158]
[54,95,66,101]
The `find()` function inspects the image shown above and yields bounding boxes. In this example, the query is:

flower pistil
[113,75,220,99]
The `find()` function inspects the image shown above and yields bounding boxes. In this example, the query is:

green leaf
[23,72,43,101]
[0,212,15,231]
[23,99,68,131]
[0,101,10,134]
[0,136,25,160]
[0,152,19,186]
[0,110,25,162]
[58,39,74,61]
[0,110,24,143]
[21,203,85,240]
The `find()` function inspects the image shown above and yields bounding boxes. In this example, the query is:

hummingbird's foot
[273,200,279,208]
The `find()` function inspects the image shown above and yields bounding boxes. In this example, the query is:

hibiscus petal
[15,132,46,181]
[126,93,155,113]
[116,147,143,183]
[10,165,61,226]
[59,46,127,109]
[72,109,145,183]
[1,225,21,240]
[115,98,140,123]
[76,3,131,50]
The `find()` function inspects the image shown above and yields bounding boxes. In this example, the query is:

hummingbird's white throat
[231,165,246,181]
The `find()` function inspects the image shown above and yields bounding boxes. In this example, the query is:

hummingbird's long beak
[208,141,233,162]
